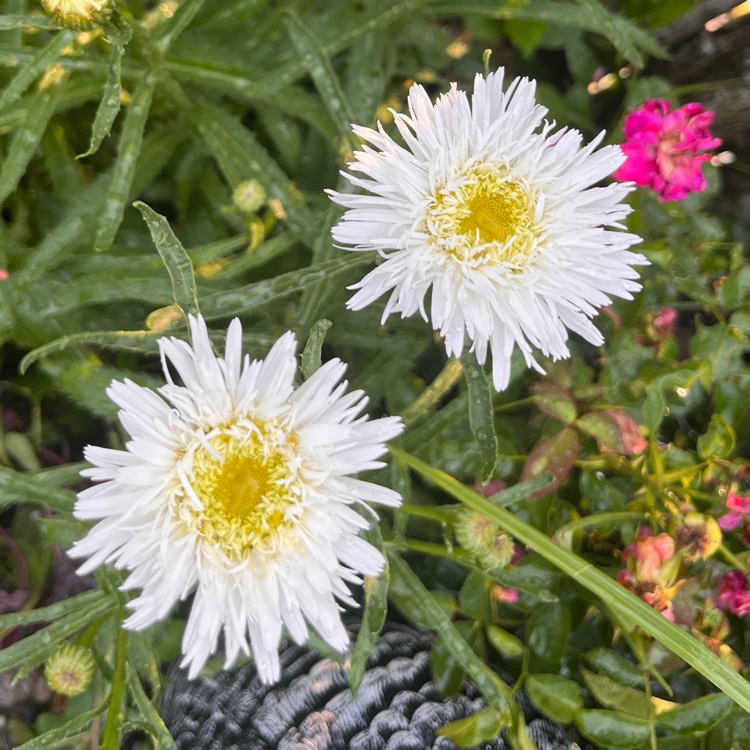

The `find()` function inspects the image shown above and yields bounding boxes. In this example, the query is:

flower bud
[45,644,95,697]
[41,0,112,29]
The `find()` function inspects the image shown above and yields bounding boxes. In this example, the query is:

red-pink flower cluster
[615,99,722,202]
[717,571,750,617]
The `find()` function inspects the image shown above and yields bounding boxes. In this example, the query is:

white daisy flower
[329,70,645,390]
[69,315,403,683]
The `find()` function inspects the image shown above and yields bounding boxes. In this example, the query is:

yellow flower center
[427,164,540,268]
[180,427,300,562]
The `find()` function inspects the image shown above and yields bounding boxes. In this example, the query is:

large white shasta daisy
[329,70,645,390]
[69,316,403,683]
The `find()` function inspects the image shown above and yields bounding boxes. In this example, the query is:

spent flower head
[69,315,403,683]
[614,99,722,202]
[329,69,644,391]
[41,0,113,28]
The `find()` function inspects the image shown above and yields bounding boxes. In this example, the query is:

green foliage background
[0,0,749,748]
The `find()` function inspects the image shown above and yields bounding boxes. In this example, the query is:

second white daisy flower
[329,70,645,390]
[69,316,403,683]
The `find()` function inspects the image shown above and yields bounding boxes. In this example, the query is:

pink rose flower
[614,99,722,202]
[622,530,675,583]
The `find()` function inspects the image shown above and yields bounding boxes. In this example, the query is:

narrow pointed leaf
[94,71,157,252]
[135,202,200,318]
[461,353,498,484]
[301,319,333,379]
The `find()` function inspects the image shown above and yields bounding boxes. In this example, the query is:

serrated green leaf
[94,71,157,252]
[135,201,200,318]
[526,674,582,724]
[461,353,498,484]
[301,319,333,379]
[0,30,74,111]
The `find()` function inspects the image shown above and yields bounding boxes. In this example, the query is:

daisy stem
[393,539,473,563]
[401,357,463,425]
[101,624,128,750]
[399,502,457,523]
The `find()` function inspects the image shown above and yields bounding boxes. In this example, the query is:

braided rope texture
[160,624,575,750]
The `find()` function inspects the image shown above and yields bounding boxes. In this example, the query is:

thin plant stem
[401,357,463,425]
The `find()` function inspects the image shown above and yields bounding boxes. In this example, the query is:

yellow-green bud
[232,180,266,215]
[44,644,95,697]
[41,0,113,30]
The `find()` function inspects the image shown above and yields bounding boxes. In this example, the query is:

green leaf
[438,706,503,747]
[0,594,117,672]
[531,384,577,424]
[526,602,570,672]
[0,30,74,111]
[154,0,206,55]
[0,15,59,30]
[485,625,524,659]
[0,85,61,207]
[520,427,579,496]
[584,647,646,690]
[461,353,498,484]
[0,465,76,513]
[504,18,547,58]
[199,254,369,319]
[0,590,107,632]
[388,552,511,707]
[576,709,651,749]
[390,447,750,716]
[301,319,333,380]
[20,329,160,374]
[643,387,666,435]
[135,202,200,318]
[526,674,582,724]
[94,71,157,252]
[15,704,108,750]
[127,668,178,750]
[582,668,652,720]
[193,100,319,247]
[697,414,736,460]
[349,526,389,696]
[283,8,355,144]
[656,693,732,735]
[483,475,555,508]
[78,31,129,158]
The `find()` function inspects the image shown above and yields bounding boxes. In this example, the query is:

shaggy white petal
[70,316,403,683]
[329,70,645,390]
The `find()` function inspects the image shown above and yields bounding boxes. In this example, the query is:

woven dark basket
[160,623,575,750]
